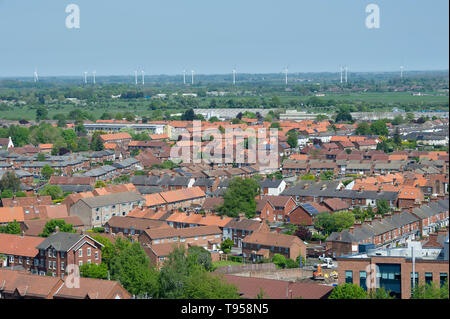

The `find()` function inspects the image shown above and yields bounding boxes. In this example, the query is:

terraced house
[70,191,145,228]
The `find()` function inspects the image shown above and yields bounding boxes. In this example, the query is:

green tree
[0,220,21,234]
[411,281,449,299]
[187,246,213,271]
[110,242,160,298]
[272,254,287,269]
[36,107,49,121]
[286,131,298,149]
[0,189,14,199]
[41,164,54,179]
[90,132,104,151]
[328,283,367,299]
[314,212,336,235]
[0,171,21,193]
[218,177,260,218]
[335,107,353,123]
[95,181,106,188]
[367,287,395,299]
[220,239,234,254]
[39,185,63,200]
[39,219,76,237]
[333,211,355,232]
[376,199,390,216]
[181,108,195,121]
[355,122,371,135]
[370,120,388,136]
[79,263,109,279]
[37,153,46,161]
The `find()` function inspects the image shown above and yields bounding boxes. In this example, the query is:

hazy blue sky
[0,0,448,76]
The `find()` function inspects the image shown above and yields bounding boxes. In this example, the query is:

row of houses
[326,198,449,257]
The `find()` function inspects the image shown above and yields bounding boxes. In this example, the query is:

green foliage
[314,211,354,235]
[0,220,22,235]
[39,219,76,237]
[218,177,260,218]
[411,281,449,299]
[328,283,367,299]
[110,242,160,298]
[320,171,334,180]
[41,164,54,179]
[367,287,395,299]
[36,153,46,161]
[79,263,109,280]
[14,191,27,197]
[286,131,298,148]
[95,181,106,188]
[181,108,195,121]
[355,122,371,135]
[272,254,287,269]
[300,174,316,180]
[39,185,63,200]
[370,120,389,136]
[220,238,234,254]
[187,246,213,272]
[90,132,104,151]
[335,107,353,123]
[1,189,14,199]
[158,245,240,299]
[376,199,390,216]
[0,171,21,193]
[151,160,179,170]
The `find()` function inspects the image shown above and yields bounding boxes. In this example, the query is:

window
[26,258,30,265]
[79,261,83,267]
[425,273,433,286]
[9,256,14,263]
[53,249,56,258]
[53,261,56,270]
[440,273,448,288]
[195,237,198,241]
[95,251,98,260]
[18,257,22,264]
[48,249,52,257]
[60,252,65,259]
[79,249,83,257]
[87,248,91,256]
[61,262,65,270]
[360,271,367,290]
[87,260,91,264]
[345,271,353,284]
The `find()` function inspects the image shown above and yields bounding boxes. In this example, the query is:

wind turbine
[34,69,39,82]
[93,71,96,85]
[183,69,186,85]
[141,70,145,85]
[191,70,194,85]
[284,66,289,85]
[232,68,236,85]
[400,65,404,79]
[134,70,138,86]
[84,71,87,84]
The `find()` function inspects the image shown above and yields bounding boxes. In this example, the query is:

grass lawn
[212,260,243,268]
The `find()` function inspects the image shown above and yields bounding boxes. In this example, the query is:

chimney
[303,183,309,190]
[348,226,355,234]
[373,214,382,222]
[393,209,401,216]
[359,185,364,193]
[321,184,327,191]
[238,213,246,221]
[353,221,362,229]
[364,218,372,225]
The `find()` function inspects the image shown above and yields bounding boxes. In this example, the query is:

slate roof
[36,233,102,252]
[79,191,144,208]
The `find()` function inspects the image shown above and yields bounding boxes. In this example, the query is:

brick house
[104,216,170,236]
[36,232,104,278]
[242,231,307,261]
[0,234,45,273]
[287,202,330,226]
[222,217,270,248]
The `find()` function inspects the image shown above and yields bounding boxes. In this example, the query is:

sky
[0,0,448,76]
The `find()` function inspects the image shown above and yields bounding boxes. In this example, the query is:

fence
[214,263,277,274]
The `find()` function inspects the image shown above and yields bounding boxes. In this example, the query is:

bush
[285,258,298,269]
[272,254,287,269]
[229,255,242,263]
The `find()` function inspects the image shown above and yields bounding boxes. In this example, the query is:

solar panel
[302,203,319,215]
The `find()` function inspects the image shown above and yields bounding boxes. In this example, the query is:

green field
[212,260,243,268]
[1,90,448,121]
